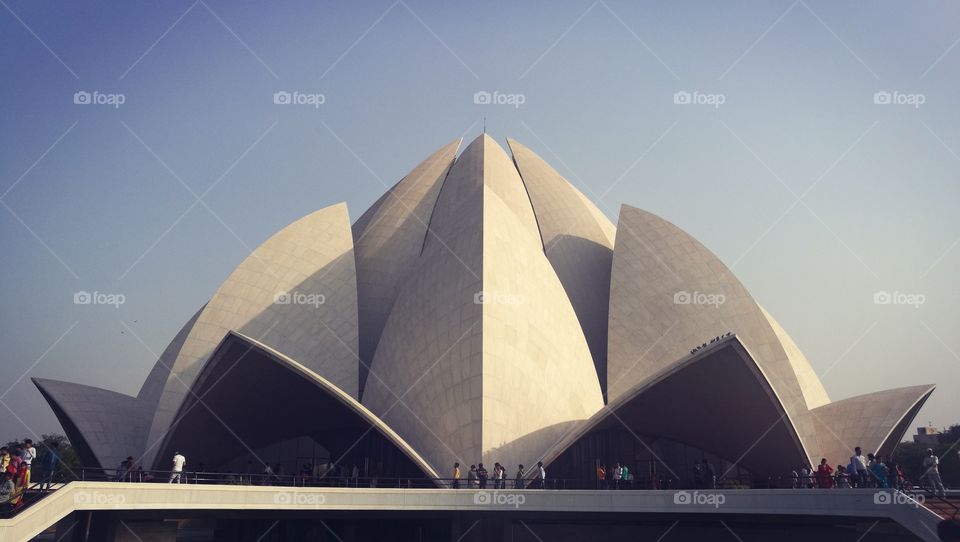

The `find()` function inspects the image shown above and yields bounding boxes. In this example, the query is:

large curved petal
[607,204,815,461]
[362,135,603,475]
[759,306,830,410]
[135,306,204,412]
[507,138,615,398]
[155,332,438,481]
[541,336,808,477]
[809,385,935,466]
[145,203,359,467]
[32,378,149,471]
[352,139,461,398]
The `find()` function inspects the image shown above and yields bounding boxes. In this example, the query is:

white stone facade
[34,134,935,477]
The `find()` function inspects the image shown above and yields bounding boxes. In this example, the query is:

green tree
[892,428,959,488]
[939,424,960,445]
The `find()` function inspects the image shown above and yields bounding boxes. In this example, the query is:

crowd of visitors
[0,440,39,512]
[789,446,949,496]
[453,461,546,489]
[594,462,641,489]
[3,440,953,509]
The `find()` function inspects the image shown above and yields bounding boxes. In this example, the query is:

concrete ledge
[0,484,943,542]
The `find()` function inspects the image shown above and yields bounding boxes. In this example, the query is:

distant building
[913,426,941,445]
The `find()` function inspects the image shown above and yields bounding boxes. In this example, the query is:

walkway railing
[4,467,955,520]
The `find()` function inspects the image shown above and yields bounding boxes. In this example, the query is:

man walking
[922,448,946,497]
[467,465,478,488]
[536,461,546,489]
[42,442,59,490]
[452,462,461,489]
[169,451,186,484]
[21,440,36,486]
[850,447,868,488]
[703,460,716,489]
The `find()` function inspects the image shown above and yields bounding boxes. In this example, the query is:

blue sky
[1,0,958,443]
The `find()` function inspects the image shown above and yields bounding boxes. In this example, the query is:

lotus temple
[32,134,935,488]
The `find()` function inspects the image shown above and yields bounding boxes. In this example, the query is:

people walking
[835,465,851,488]
[467,465,478,488]
[922,448,947,497]
[477,463,488,489]
[0,448,9,476]
[515,464,525,489]
[0,472,15,512]
[868,454,888,488]
[119,456,136,482]
[596,464,606,489]
[693,461,703,489]
[452,462,460,489]
[42,442,59,490]
[850,447,868,488]
[614,462,622,489]
[816,459,834,489]
[620,463,630,489]
[536,461,546,489]
[885,457,901,490]
[702,460,715,489]
[800,463,813,489]
[169,451,186,483]
[21,440,36,486]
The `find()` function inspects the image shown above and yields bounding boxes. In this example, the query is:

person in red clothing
[816,458,834,489]
[10,463,29,509]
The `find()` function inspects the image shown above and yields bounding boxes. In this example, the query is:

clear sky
[1,1,957,444]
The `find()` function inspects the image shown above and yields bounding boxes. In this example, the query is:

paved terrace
[0,484,946,542]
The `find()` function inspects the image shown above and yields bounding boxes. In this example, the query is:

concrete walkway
[0,484,944,542]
